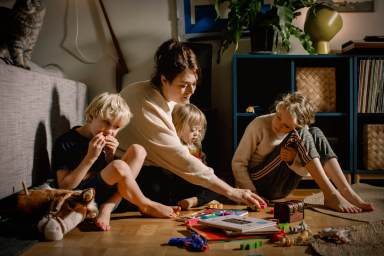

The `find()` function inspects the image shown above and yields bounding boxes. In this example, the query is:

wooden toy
[274,200,304,223]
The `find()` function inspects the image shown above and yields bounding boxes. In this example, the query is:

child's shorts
[78,172,118,206]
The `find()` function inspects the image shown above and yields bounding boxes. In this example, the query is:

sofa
[0,62,87,199]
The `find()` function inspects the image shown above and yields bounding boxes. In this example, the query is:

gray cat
[0,0,46,69]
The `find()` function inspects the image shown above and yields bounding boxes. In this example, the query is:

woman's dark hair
[151,39,200,88]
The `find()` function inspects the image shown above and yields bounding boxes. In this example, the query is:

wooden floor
[22,189,362,256]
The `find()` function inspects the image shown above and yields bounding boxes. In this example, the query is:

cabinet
[353,55,384,183]
[232,54,383,184]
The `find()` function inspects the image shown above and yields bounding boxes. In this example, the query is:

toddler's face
[272,107,298,136]
[89,117,126,138]
[180,125,202,145]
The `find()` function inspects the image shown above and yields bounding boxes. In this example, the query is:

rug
[310,220,384,256]
[304,183,384,222]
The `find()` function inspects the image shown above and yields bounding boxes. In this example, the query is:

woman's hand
[280,146,297,165]
[228,188,267,209]
[104,135,119,162]
[86,132,105,161]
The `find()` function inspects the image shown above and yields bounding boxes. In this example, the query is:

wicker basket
[296,67,336,112]
[363,124,384,170]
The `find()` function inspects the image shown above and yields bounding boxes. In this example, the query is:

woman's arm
[207,175,265,207]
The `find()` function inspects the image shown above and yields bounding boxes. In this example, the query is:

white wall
[2,0,383,175]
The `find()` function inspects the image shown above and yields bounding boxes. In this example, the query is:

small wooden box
[274,200,304,223]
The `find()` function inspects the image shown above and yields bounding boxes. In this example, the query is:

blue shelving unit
[232,53,369,183]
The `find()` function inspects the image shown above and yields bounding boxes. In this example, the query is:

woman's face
[271,107,298,136]
[161,69,197,103]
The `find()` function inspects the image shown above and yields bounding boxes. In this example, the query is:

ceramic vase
[304,4,343,54]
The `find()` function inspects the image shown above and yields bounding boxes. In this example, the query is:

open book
[199,215,277,232]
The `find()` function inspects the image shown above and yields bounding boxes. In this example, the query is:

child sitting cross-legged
[52,92,180,231]
[172,103,220,209]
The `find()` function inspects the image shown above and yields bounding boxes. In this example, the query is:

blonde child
[232,92,374,213]
[172,103,219,209]
[52,92,180,231]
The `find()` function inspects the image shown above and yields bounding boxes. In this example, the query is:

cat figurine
[0,0,46,69]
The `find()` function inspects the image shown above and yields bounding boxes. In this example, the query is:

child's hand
[87,132,106,161]
[104,135,119,162]
[280,146,297,165]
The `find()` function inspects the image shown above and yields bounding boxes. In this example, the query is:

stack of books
[358,58,384,113]
[342,40,384,54]
[188,215,279,241]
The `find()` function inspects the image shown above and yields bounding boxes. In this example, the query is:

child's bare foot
[140,201,181,218]
[178,197,198,210]
[324,193,362,213]
[95,209,112,231]
[339,188,374,211]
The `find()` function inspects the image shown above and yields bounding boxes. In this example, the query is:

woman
[118,39,265,208]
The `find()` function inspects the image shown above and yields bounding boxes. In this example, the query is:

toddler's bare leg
[305,158,361,213]
[323,158,374,211]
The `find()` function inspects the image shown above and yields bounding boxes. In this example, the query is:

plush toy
[17,183,98,241]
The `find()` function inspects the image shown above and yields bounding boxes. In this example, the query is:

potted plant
[215,0,316,59]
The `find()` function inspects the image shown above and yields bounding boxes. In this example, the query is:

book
[198,215,276,232]
[342,41,384,54]
[187,224,274,241]
[224,225,280,236]
[179,208,248,221]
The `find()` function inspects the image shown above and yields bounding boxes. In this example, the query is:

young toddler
[172,103,219,209]
[52,92,180,231]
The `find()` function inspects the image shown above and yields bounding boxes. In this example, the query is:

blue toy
[168,232,208,252]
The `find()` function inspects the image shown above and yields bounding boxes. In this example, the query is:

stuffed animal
[17,183,98,240]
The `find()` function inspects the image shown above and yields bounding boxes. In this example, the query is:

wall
[2,0,383,178]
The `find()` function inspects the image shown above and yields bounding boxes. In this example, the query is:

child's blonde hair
[172,103,207,144]
[275,92,315,128]
[85,92,132,126]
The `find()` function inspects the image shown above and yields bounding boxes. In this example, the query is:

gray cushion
[0,62,87,199]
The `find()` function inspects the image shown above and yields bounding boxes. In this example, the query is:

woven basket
[296,67,336,112]
[363,124,384,170]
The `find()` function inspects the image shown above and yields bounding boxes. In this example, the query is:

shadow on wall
[50,86,70,143]
[32,122,50,186]
[31,87,70,186]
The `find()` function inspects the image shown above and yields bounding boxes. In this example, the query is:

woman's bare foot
[95,208,112,231]
[324,192,362,213]
[140,201,181,218]
[339,188,374,211]
[178,197,198,210]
